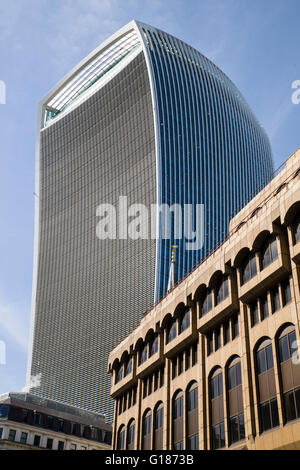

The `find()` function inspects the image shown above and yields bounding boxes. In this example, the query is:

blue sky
[0,0,299,394]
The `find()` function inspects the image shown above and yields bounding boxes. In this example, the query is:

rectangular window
[224,320,231,345]
[0,405,8,418]
[47,438,53,450]
[178,352,184,375]
[192,343,198,366]
[0,428,3,439]
[8,429,16,441]
[207,333,214,355]
[185,347,191,370]
[187,434,199,450]
[282,278,292,306]
[212,422,225,449]
[160,368,164,388]
[58,441,65,450]
[172,358,177,380]
[215,327,221,351]
[148,375,153,395]
[229,413,245,444]
[271,286,280,313]
[260,294,269,320]
[251,301,259,326]
[20,432,28,444]
[70,443,77,450]
[260,399,279,432]
[33,435,41,447]
[232,315,239,339]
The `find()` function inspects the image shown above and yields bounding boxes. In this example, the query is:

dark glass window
[228,361,242,390]
[173,393,184,419]
[224,320,231,344]
[154,404,164,430]
[174,440,184,450]
[211,371,223,399]
[282,278,292,306]
[260,399,279,432]
[187,384,198,412]
[46,438,53,450]
[140,344,148,365]
[271,286,280,313]
[192,343,198,366]
[185,347,191,370]
[260,235,278,270]
[187,434,199,450]
[143,411,152,436]
[251,301,259,326]
[207,332,214,355]
[167,319,177,343]
[0,428,3,439]
[215,276,229,305]
[284,387,300,422]
[150,336,159,356]
[232,315,239,339]
[127,421,135,446]
[172,358,177,379]
[58,441,64,450]
[212,422,225,449]
[215,327,221,351]
[292,214,300,245]
[8,429,16,441]
[179,309,190,333]
[279,329,297,363]
[257,343,274,375]
[260,295,269,320]
[229,413,245,444]
[117,426,126,450]
[241,252,257,285]
[125,357,133,375]
[115,364,123,383]
[33,435,41,447]
[202,290,213,315]
[20,432,28,444]
[178,352,184,375]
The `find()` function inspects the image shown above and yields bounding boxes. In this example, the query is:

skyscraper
[27,21,273,421]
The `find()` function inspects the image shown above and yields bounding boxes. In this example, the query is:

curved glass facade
[138,23,273,300]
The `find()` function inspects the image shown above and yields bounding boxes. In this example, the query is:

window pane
[228,366,236,390]
[284,391,297,422]
[236,362,242,386]
[261,402,271,431]
[295,388,300,418]
[272,287,280,312]
[282,279,292,305]
[266,344,274,370]
[288,330,297,359]
[261,295,269,320]
[271,399,279,428]
[230,415,239,443]
[251,302,259,326]
[257,349,267,374]
[279,336,290,363]
[218,373,223,396]
[239,413,245,440]
[270,237,278,261]
[220,422,225,448]
[211,376,218,398]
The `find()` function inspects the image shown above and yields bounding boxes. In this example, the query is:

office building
[108,148,300,450]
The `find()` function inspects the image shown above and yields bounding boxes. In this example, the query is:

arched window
[291,213,300,245]
[215,276,229,306]
[227,358,245,444]
[115,364,123,384]
[125,357,132,376]
[154,402,164,450]
[210,368,225,449]
[255,339,279,432]
[179,308,191,333]
[139,343,148,365]
[167,318,177,343]
[127,419,135,450]
[260,235,278,270]
[202,289,213,315]
[142,409,152,450]
[150,335,159,357]
[117,425,126,450]
[173,391,184,450]
[240,252,257,285]
[187,382,199,449]
[277,326,300,423]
